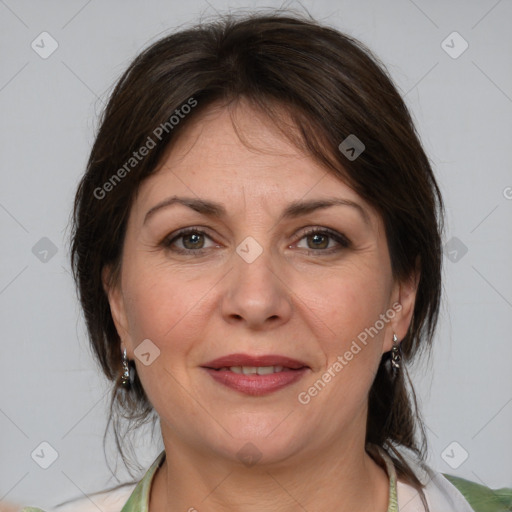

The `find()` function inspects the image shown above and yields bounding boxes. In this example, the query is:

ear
[383,260,420,352]
[102,264,132,353]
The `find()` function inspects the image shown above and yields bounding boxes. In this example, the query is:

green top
[21,449,512,512]
[443,474,512,512]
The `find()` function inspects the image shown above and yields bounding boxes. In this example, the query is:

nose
[220,245,293,330]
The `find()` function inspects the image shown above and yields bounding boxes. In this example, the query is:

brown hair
[70,11,443,508]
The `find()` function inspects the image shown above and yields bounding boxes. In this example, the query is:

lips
[201,353,310,396]
[202,354,309,370]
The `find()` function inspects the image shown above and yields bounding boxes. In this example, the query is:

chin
[207,415,308,467]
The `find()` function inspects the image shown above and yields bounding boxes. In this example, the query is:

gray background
[1,0,511,508]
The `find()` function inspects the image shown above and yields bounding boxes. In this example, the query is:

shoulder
[442,474,512,512]
[396,456,512,512]
[20,482,136,512]
[19,451,165,512]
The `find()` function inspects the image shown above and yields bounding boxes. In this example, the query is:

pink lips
[203,354,308,370]
[201,353,310,396]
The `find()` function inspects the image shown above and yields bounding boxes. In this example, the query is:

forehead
[156,101,326,181]
[131,100,378,227]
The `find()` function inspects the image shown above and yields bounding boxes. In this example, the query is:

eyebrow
[143,195,370,225]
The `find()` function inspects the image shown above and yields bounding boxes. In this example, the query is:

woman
[21,12,511,512]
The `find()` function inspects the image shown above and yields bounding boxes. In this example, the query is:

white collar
[391,449,475,511]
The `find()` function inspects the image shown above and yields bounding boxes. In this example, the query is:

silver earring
[121,348,134,389]
[390,334,402,375]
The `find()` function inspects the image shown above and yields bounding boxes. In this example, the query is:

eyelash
[161,226,351,257]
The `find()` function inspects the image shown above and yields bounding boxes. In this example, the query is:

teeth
[228,365,286,375]
[256,366,274,375]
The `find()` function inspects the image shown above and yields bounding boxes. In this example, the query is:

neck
[149,429,390,512]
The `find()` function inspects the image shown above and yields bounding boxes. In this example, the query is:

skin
[104,99,418,511]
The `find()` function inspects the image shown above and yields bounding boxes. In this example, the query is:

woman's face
[106,101,417,466]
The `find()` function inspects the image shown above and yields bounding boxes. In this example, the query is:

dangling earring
[390,333,402,376]
[121,348,134,389]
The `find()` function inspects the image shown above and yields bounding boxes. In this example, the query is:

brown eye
[295,228,350,253]
[306,232,329,249]
[162,228,217,255]
[181,231,205,249]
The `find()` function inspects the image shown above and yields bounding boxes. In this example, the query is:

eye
[161,226,350,256]
[162,228,218,254]
[295,227,350,253]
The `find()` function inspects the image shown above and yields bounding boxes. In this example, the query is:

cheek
[121,263,208,352]
[294,263,391,397]
[120,270,207,410]
[298,262,390,341]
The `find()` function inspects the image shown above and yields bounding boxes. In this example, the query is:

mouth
[213,365,298,375]
[202,353,309,370]
[201,354,310,396]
